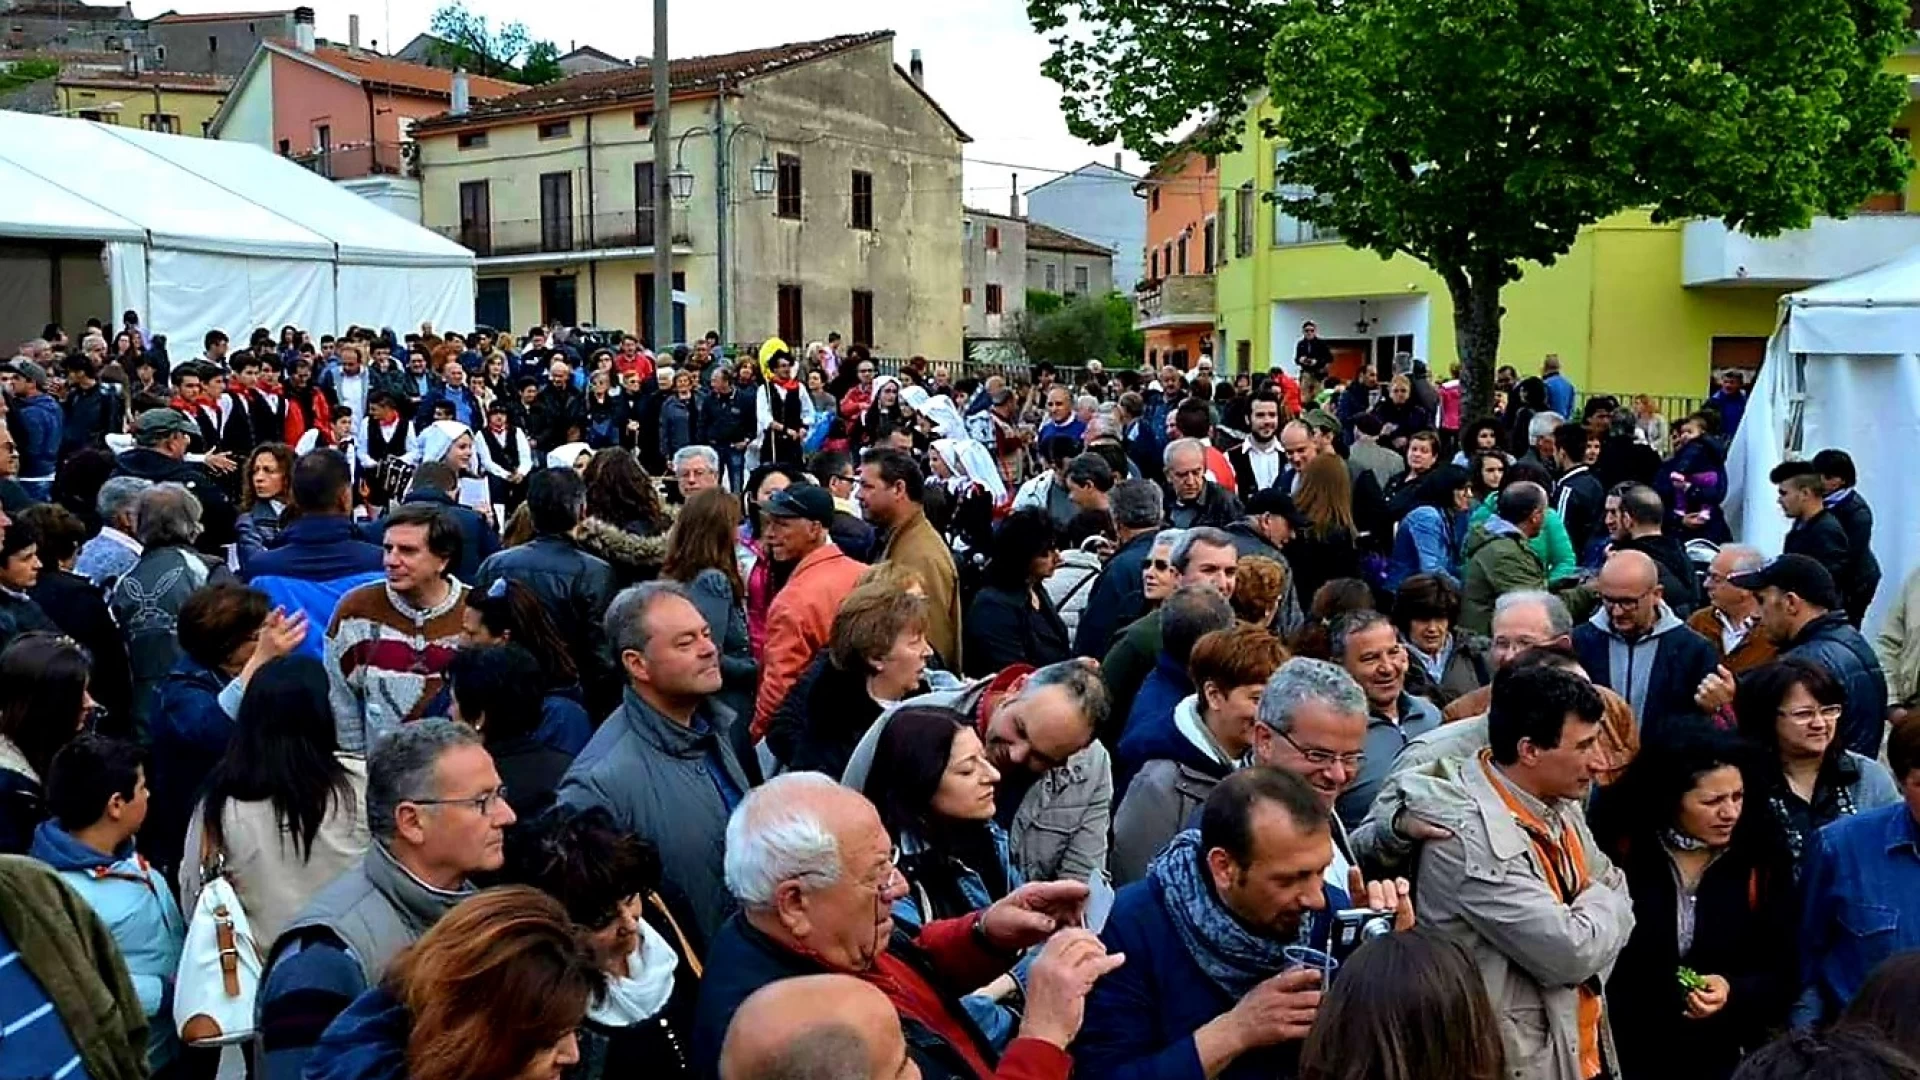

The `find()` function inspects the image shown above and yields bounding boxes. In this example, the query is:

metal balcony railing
[288,142,416,181]
[431,211,693,257]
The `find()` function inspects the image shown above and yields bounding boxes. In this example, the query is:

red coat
[284,391,333,444]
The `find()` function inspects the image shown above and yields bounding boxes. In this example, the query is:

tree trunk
[1447,269,1505,422]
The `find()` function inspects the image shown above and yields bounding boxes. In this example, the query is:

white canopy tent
[1727,247,1920,634]
[0,111,472,350]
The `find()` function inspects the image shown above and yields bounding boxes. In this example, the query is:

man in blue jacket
[8,359,62,500]
[1736,554,1890,758]
[1074,479,1164,659]
[1076,766,1410,1080]
[243,450,383,657]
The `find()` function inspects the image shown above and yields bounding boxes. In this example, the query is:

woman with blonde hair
[1287,453,1361,603]
[661,487,755,717]
[1371,373,1432,455]
[304,886,602,1080]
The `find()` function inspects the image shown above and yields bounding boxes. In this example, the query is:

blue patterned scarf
[1149,829,1297,999]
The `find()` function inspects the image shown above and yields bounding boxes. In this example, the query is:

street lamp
[669,122,777,205]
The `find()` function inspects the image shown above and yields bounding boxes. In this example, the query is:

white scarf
[587,919,679,1025]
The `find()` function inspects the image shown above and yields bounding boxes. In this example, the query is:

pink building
[208,8,518,182]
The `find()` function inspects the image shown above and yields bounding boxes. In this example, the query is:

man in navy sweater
[242,449,383,658]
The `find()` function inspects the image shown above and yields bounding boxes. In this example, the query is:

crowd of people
[7,311,1920,1080]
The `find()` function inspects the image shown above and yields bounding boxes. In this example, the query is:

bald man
[1570,549,1719,731]
[720,974,918,1080]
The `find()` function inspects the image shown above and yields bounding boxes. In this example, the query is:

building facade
[961,207,1026,342]
[1025,159,1145,292]
[52,69,230,133]
[1026,221,1113,301]
[411,31,967,357]
[1136,141,1219,369]
[1214,78,1920,397]
[147,9,296,77]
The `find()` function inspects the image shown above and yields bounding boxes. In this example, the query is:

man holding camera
[1392,663,1634,1080]
[1075,766,1412,1080]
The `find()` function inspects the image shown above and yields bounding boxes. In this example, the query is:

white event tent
[1726,247,1920,634]
[0,111,473,349]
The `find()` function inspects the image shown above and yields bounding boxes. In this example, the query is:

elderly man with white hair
[73,475,152,589]
[672,444,721,496]
[691,773,1124,1080]
[1164,437,1242,530]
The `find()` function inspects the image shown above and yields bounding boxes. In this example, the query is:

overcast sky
[137,0,1145,214]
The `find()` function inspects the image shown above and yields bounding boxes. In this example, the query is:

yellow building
[1216,78,1920,400]
[55,70,232,136]
[411,31,967,356]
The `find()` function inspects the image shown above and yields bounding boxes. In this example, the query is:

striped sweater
[325,580,467,753]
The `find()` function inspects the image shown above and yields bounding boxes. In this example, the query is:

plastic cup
[1281,945,1339,981]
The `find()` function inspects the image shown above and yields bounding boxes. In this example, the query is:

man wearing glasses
[258,720,514,1080]
[1569,550,1718,733]
[1248,658,1372,887]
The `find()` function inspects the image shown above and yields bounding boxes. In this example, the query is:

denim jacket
[1795,803,1920,1025]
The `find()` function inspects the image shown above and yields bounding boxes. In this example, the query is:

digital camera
[1328,906,1395,965]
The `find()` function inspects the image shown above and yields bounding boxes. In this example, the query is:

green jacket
[1461,520,1550,635]
[1470,493,1578,581]
[1100,610,1163,746]
[0,854,149,1080]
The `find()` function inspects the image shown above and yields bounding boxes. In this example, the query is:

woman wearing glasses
[1734,657,1898,877]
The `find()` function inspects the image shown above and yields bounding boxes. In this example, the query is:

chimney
[909,48,923,87]
[451,68,470,116]
[123,50,139,75]
[1113,152,1122,170]
[1009,172,1019,218]
[293,6,315,53]
[347,13,362,56]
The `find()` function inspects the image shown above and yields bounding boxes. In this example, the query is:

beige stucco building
[410,30,967,358]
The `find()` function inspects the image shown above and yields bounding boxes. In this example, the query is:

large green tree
[427,2,561,86]
[1030,0,1911,417]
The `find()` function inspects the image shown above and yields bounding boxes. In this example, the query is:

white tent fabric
[0,111,472,345]
[1727,247,1920,634]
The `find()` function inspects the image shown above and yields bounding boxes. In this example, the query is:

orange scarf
[1479,750,1603,1080]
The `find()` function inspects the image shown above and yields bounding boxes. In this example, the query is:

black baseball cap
[1728,554,1842,610]
[761,484,836,526]
[1245,488,1308,530]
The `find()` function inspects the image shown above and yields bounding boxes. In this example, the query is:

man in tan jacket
[858,447,962,670]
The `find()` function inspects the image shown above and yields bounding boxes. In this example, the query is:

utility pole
[650,0,674,350]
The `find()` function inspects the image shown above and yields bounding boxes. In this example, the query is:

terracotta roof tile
[60,69,233,91]
[412,30,892,132]
[287,43,521,100]
[1025,221,1114,257]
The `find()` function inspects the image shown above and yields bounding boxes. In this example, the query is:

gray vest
[275,841,471,984]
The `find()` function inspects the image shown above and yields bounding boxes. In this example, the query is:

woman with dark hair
[1385,464,1472,592]
[236,441,297,563]
[0,633,92,852]
[500,806,703,1079]
[1451,417,1510,468]
[661,487,756,718]
[1288,577,1375,660]
[962,508,1071,677]
[1734,657,1898,876]
[1842,954,1920,1064]
[861,705,1019,930]
[1299,929,1505,1080]
[304,887,602,1080]
[447,644,574,817]
[461,578,592,756]
[1732,1029,1920,1080]
[574,448,671,588]
[1593,728,1798,1079]
[149,583,306,876]
[50,445,116,536]
[1468,449,1507,502]
[1393,573,1492,707]
[283,356,334,445]
[767,583,932,776]
[1286,453,1362,606]
[179,654,366,947]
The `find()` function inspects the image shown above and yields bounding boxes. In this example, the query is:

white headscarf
[546,441,592,470]
[411,420,471,468]
[931,436,1007,504]
[914,393,970,441]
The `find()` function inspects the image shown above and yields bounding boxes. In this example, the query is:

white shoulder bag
[173,831,263,1046]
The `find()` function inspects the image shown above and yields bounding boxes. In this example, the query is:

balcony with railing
[1135,274,1217,330]
[431,211,695,259]
[289,141,415,181]
[1682,210,1920,288]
